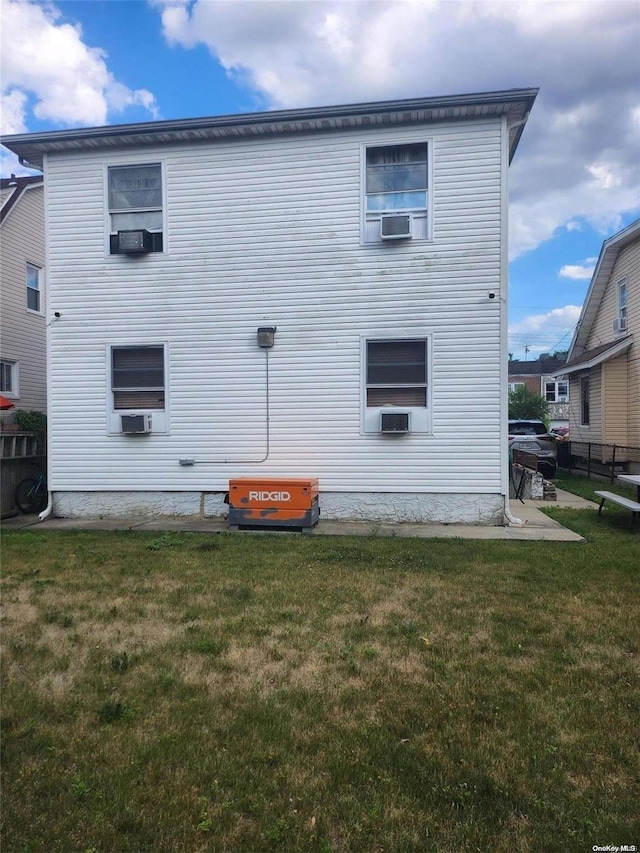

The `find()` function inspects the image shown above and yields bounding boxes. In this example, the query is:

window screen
[366,339,427,407]
[111,346,165,410]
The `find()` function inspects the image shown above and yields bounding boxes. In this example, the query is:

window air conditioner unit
[120,414,152,435]
[380,215,412,240]
[114,229,153,254]
[380,411,410,434]
[612,318,627,334]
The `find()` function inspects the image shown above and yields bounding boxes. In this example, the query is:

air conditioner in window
[612,317,627,334]
[114,229,153,254]
[120,414,152,435]
[380,215,412,240]
[380,411,410,434]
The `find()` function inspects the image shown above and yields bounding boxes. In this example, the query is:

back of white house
[1,90,537,522]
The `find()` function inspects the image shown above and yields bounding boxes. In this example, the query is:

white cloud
[559,260,597,281]
[151,0,640,259]
[509,305,582,358]
[0,0,159,133]
[1,89,28,134]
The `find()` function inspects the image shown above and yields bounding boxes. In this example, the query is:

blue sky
[2,0,639,359]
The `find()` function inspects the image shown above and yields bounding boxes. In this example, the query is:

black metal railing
[559,441,640,483]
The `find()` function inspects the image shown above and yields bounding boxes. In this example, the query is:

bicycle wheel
[14,478,47,514]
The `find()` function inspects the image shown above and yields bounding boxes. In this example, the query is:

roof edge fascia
[567,218,640,361]
[0,177,44,225]
[560,336,633,376]
[1,88,538,169]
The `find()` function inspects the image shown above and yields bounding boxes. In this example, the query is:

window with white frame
[580,375,590,426]
[363,337,430,433]
[364,142,429,242]
[111,346,165,410]
[618,279,628,327]
[26,263,42,312]
[508,382,525,393]
[108,164,163,252]
[544,380,568,403]
[0,360,18,397]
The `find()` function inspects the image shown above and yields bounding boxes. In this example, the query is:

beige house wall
[0,183,46,413]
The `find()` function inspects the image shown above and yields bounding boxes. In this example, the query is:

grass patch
[555,469,637,502]
[1,522,639,852]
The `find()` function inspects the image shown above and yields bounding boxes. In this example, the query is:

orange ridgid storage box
[228,477,319,532]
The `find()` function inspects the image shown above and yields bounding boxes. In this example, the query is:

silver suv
[508,420,557,479]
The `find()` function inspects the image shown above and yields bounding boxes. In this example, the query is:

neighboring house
[1,88,537,523]
[508,356,569,429]
[0,175,47,418]
[561,218,639,469]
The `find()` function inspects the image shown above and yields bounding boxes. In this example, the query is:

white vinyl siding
[44,116,506,494]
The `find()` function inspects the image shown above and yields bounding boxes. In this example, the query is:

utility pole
[524,345,530,360]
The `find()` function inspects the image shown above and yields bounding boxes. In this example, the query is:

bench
[594,491,640,529]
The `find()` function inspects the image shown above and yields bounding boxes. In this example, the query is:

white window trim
[0,359,19,399]
[544,379,568,403]
[360,334,432,435]
[106,343,169,435]
[617,278,628,322]
[360,135,433,246]
[104,159,167,257]
[26,261,43,315]
[508,382,525,393]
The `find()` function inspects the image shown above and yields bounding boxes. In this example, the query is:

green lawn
[1,519,638,853]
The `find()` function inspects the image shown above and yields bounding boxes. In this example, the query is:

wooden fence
[1,432,46,519]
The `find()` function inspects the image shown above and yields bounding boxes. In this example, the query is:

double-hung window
[508,382,525,394]
[26,263,42,312]
[364,338,430,433]
[108,344,167,434]
[111,346,165,410]
[617,279,628,330]
[108,164,163,253]
[545,380,568,403]
[0,360,18,397]
[364,142,429,242]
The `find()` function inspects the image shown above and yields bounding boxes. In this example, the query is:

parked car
[508,419,557,479]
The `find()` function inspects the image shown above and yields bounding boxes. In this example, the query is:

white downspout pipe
[39,496,53,522]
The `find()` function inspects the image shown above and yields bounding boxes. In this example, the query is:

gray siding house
[1,88,537,523]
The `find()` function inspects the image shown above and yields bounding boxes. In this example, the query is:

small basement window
[108,164,163,253]
[111,346,165,410]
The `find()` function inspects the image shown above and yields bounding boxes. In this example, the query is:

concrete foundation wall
[53,491,506,525]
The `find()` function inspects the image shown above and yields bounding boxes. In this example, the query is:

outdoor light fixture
[257,326,276,348]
